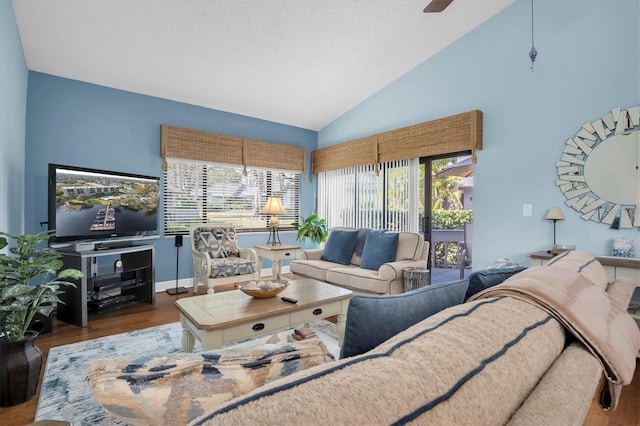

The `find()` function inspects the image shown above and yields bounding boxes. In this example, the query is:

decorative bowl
[239,280,289,298]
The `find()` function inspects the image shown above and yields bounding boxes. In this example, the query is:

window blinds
[317,158,419,232]
[163,160,300,236]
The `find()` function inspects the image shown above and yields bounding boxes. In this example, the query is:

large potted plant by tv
[0,230,82,406]
[292,214,328,249]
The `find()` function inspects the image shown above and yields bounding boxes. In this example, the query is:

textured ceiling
[12,0,515,130]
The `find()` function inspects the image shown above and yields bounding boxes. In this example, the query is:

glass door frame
[419,150,471,272]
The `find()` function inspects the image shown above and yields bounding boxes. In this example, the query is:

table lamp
[545,206,565,252]
[262,196,285,245]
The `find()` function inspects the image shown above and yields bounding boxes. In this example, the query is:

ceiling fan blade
[423,0,454,13]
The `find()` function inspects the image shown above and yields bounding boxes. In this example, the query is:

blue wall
[24,73,317,282]
[319,0,640,268]
[0,0,28,235]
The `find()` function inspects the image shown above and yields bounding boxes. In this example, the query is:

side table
[254,244,302,280]
[403,267,430,292]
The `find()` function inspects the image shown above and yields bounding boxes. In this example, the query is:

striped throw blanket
[470,265,640,410]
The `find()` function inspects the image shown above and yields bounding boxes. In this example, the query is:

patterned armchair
[189,224,259,294]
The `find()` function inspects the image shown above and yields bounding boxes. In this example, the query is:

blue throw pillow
[360,231,399,271]
[321,229,359,265]
[354,228,386,257]
[340,279,469,358]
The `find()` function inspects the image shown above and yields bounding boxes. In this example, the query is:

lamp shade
[262,196,285,215]
[545,207,565,221]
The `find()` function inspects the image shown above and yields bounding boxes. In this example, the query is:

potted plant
[292,214,328,249]
[0,229,83,406]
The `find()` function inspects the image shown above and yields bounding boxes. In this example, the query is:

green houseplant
[292,214,328,248]
[0,229,83,406]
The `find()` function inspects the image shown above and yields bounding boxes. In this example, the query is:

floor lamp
[262,196,285,245]
[166,235,187,295]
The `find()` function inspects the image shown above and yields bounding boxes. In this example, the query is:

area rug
[35,320,338,425]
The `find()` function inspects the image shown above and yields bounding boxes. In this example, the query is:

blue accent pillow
[340,279,469,358]
[360,231,399,271]
[354,228,386,257]
[321,229,359,265]
[463,266,527,301]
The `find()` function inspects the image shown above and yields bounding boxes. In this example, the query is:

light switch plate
[523,204,533,217]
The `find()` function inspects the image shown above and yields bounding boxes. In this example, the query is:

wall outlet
[523,204,533,217]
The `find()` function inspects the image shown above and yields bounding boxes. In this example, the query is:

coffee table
[175,278,352,352]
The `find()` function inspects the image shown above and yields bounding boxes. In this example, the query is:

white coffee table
[175,278,352,352]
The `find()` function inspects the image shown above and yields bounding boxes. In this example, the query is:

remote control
[281,296,298,304]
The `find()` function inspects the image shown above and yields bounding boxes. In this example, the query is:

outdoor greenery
[430,209,473,268]
[0,230,83,342]
[432,209,473,229]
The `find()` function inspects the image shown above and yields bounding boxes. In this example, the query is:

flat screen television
[48,163,160,248]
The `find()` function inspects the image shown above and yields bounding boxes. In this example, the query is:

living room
[1,0,640,424]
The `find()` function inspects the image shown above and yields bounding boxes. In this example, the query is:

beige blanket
[469,265,640,411]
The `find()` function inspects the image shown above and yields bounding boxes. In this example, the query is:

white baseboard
[155,266,291,293]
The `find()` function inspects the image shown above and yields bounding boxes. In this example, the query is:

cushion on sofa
[354,228,387,255]
[360,231,399,270]
[340,279,469,358]
[326,266,390,294]
[321,229,359,265]
[464,265,527,301]
[291,259,355,282]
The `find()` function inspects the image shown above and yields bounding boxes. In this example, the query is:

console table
[528,251,640,282]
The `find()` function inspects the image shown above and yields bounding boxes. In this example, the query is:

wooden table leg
[180,316,196,352]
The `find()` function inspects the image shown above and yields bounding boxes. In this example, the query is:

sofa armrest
[296,249,324,261]
[340,279,469,358]
[605,277,636,311]
[378,259,427,281]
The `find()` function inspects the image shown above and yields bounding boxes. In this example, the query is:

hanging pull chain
[529,0,537,71]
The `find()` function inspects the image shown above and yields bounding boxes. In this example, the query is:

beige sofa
[189,251,640,426]
[290,227,429,295]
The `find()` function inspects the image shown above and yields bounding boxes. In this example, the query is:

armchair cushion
[321,229,359,265]
[360,231,399,271]
[209,257,255,279]
[340,279,469,358]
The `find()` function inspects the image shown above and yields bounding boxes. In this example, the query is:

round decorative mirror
[556,106,640,228]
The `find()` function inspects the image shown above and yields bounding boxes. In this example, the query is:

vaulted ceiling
[12,0,515,130]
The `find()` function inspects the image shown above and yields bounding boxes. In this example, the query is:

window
[163,159,300,235]
[317,158,419,232]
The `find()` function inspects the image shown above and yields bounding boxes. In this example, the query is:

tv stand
[56,244,155,327]
[94,241,137,251]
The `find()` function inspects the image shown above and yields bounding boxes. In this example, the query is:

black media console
[56,244,155,327]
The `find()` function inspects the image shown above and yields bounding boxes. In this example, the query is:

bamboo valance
[160,124,306,174]
[312,135,377,174]
[312,110,482,173]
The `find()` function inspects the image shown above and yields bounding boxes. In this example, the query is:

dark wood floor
[0,286,638,426]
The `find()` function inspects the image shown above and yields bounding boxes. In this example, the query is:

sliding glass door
[420,152,473,283]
